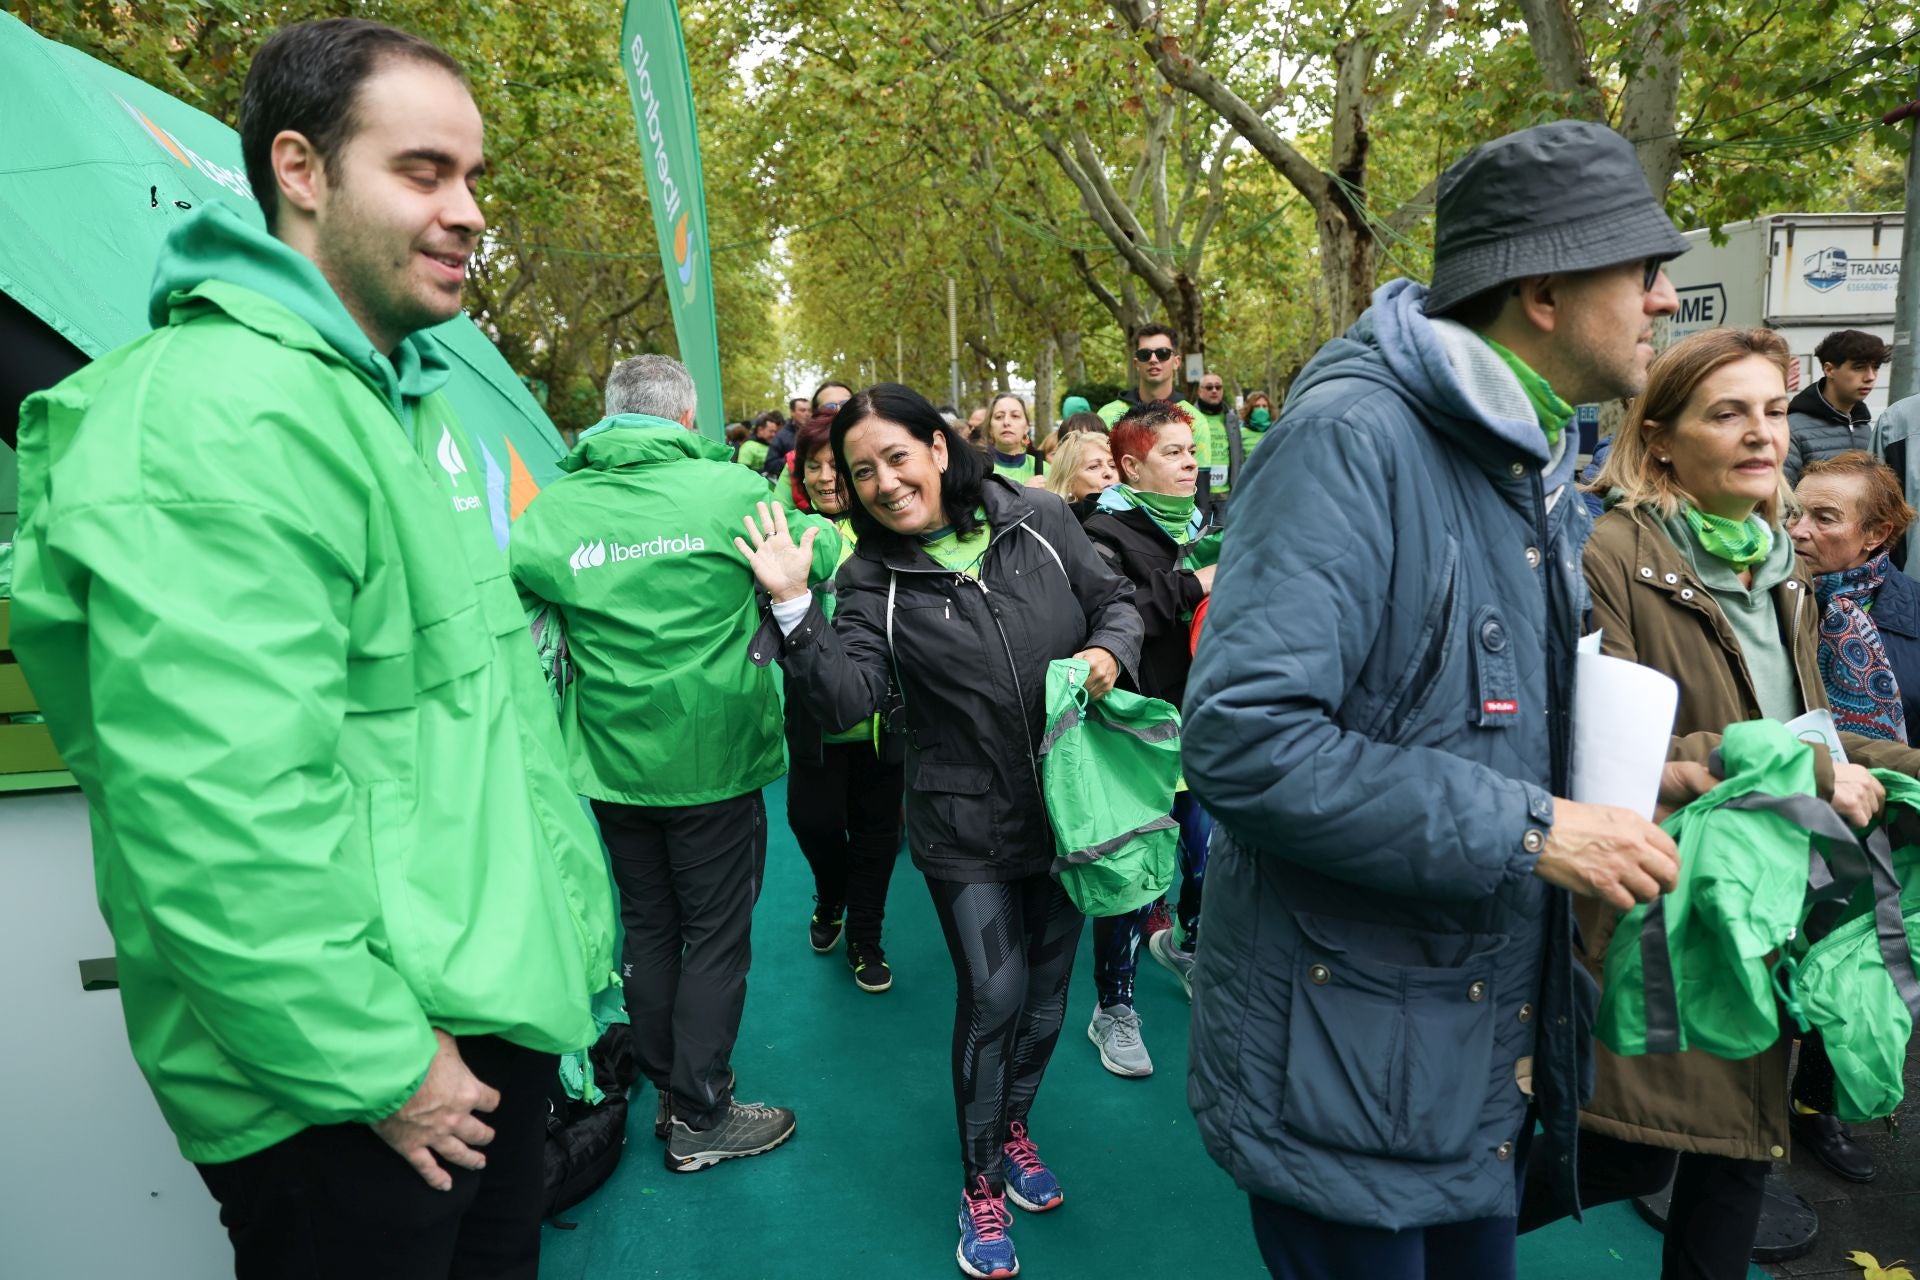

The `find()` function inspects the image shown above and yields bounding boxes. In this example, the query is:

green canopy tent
[0,11,568,547]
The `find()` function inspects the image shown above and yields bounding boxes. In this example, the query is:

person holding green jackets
[510,353,831,1176]
[7,20,616,1276]
[1534,326,1920,1277]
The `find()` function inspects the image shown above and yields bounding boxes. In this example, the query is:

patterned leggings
[926,871,1084,1190]
[1091,793,1215,1007]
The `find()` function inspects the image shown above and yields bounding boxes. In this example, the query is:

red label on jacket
[1483,699,1518,715]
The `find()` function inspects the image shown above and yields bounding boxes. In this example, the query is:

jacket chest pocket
[1470,605,1521,728]
[1281,912,1508,1163]
[344,547,500,714]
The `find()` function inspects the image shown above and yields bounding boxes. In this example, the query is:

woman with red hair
[1077,400,1224,1077]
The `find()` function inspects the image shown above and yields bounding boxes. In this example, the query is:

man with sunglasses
[1097,325,1194,428]
[1180,119,1691,1280]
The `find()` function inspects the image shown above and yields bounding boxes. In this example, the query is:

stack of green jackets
[1597,720,1920,1122]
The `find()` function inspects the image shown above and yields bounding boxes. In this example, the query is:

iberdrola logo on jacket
[436,426,481,512]
[437,426,469,482]
[569,533,708,576]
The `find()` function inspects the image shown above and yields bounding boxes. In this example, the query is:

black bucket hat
[1424,119,1690,316]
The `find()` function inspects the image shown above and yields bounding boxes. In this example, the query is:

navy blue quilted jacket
[1182,278,1598,1229]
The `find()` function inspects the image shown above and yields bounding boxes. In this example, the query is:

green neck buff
[1684,506,1773,570]
[1118,484,1196,544]
[1482,338,1574,447]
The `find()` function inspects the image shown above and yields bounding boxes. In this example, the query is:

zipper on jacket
[882,508,1046,801]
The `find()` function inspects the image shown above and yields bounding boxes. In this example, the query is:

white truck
[1663,211,1904,415]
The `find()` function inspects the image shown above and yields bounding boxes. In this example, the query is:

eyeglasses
[818,399,846,413]
[1642,258,1665,291]
[1134,347,1175,363]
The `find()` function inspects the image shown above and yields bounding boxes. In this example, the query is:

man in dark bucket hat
[1179,119,1692,1279]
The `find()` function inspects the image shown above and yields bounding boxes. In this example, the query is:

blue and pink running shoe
[957,1176,1019,1278]
[1000,1121,1063,1212]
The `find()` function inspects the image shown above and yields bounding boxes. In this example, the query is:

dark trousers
[1249,1192,1520,1280]
[593,790,767,1131]
[1519,1129,1768,1280]
[1171,791,1213,948]
[926,871,1084,1190]
[195,1035,552,1280]
[785,738,904,946]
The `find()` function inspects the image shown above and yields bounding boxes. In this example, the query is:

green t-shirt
[737,438,769,471]
[920,509,993,579]
[991,452,1041,482]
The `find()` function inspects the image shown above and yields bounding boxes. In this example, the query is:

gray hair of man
[603,353,698,424]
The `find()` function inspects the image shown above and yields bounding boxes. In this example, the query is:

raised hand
[734,500,819,604]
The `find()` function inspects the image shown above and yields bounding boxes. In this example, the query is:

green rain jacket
[509,418,835,806]
[7,204,616,1164]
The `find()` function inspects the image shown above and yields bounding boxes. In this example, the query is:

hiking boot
[1088,1002,1153,1077]
[1148,927,1196,1001]
[1790,1108,1876,1182]
[999,1121,1063,1213]
[664,1097,792,1173]
[809,898,845,953]
[653,1069,735,1140]
[848,939,893,993]
[957,1176,1020,1278]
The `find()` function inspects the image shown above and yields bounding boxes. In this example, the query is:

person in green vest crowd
[7,19,617,1276]
[773,413,907,993]
[1097,323,1192,428]
[1190,370,1245,509]
[736,411,780,473]
[1240,390,1275,454]
[987,392,1045,482]
[511,353,837,1177]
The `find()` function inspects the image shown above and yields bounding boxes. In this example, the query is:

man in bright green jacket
[7,21,614,1275]
[511,353,832,1174]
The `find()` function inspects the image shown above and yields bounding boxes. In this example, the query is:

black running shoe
[809,898,845,953]
[848,940,893,993]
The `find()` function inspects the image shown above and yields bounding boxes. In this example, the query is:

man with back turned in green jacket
[511,353,833,1174]
[7,19,615,1278]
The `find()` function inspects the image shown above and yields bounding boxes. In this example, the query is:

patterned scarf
[1814,551,1907,743]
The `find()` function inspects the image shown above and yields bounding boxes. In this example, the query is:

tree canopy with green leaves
[6,0,1914,426]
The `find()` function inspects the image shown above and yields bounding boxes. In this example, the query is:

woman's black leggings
[926,871,1084,1190]
[785,738,904,946]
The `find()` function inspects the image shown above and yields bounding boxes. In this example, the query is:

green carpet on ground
[538,777,1764,1278]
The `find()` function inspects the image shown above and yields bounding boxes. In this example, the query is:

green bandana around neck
[1684,506,1773,570]
[1118,484,1196,544]
[1481,337,1574,447]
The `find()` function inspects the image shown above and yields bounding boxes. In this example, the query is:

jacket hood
[560,415,734,473]
[148,202,450,424]
[1789,380,1867,428]
[1287,277,1576,492]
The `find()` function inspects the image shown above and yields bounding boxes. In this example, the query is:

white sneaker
[1087,1002,1153,1078]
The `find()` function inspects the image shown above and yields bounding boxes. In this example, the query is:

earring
[1658,456,1671,464]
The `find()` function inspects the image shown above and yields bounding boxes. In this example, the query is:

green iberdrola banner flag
[618,2,724,438]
